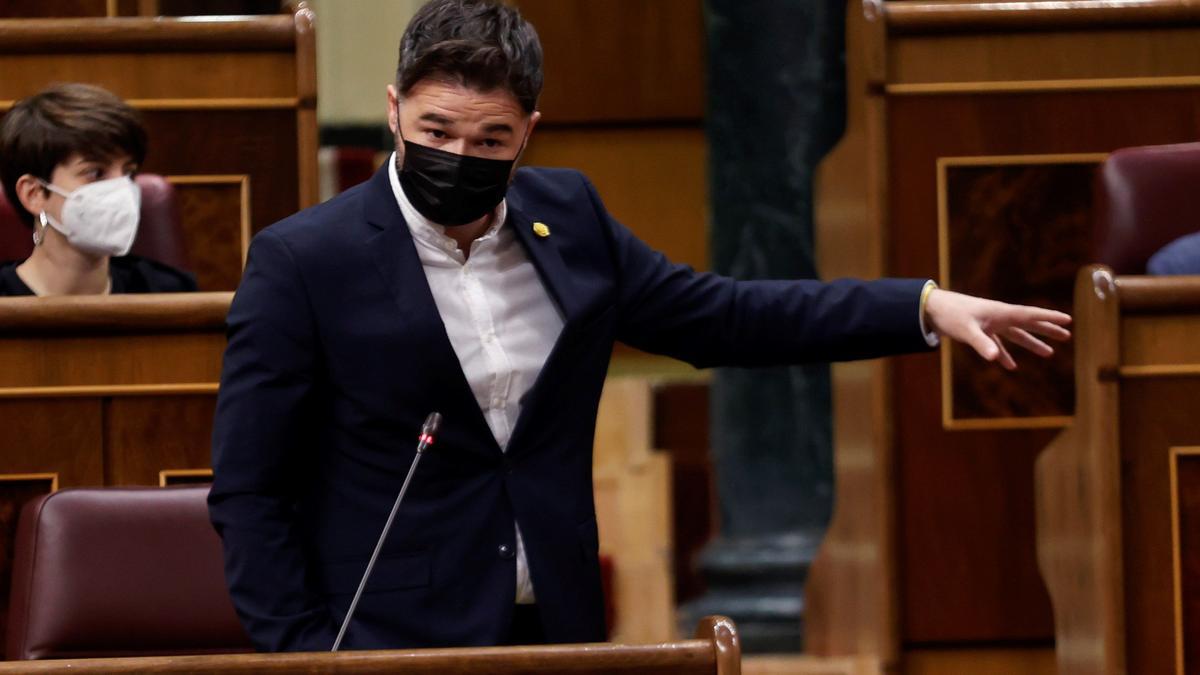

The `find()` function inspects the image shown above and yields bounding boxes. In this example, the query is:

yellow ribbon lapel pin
[533,222,551,238]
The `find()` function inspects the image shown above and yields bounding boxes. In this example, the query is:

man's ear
[14,174,47,219]
[386,85,401,135]
[524,110,541,145]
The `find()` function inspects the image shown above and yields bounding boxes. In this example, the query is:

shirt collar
[387,151,507,249]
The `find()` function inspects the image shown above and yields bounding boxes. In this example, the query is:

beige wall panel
[523,127,709,272]
[311,0,423,125]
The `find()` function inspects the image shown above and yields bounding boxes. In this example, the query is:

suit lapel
[362,166,502,457]
[506,203,588,327]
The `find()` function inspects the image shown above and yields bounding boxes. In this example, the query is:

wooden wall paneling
[511,0,705,124]
[0,334,224,390]
[522,128,709,272]
[0,54,297,101]
[937,154,1102,428]
[1118,378,1200,675]
[104,395,218,487]
[140,110,298,240]
[887,87,1200,645]
[167,176,250,292]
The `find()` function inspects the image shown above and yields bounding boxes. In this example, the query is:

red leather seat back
[1092,142,1200,274]
[0,174,190,272]
[5,487,252,660]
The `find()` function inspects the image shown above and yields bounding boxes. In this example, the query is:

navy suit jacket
[208,164,932,653]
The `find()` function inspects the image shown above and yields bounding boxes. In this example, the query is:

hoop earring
[33,211,49,246]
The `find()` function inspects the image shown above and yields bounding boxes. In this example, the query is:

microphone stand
[331,412,442,652]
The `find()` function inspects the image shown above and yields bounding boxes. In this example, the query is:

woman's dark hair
[396,0,543,113]
[0,83,147,227]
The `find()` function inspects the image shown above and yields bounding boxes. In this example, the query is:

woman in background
[0,83,196,296]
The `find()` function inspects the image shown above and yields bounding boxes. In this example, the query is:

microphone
[331,412,443,652]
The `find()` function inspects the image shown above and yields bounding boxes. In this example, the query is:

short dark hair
[396,0,543,114]
[0,83,147,227]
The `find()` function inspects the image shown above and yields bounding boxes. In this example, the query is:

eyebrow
[482,123,514,134]
[418,112,454,125]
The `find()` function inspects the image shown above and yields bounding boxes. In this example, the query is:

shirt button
[498,544,515,559]
[491,397,503,408]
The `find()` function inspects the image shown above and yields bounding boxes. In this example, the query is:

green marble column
[678,0,847,653]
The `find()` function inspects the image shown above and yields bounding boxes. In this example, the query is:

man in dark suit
[208,0,1071,653]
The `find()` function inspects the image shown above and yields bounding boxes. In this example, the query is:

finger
[1026,320,1072,342]
[992,334,1017,371]
[964,323,1000,362]
[1005,327,1054,357]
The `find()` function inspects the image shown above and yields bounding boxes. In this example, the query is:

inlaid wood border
[158,468,213,487]
[166,174,252,265]
[936,152,1108,431]
[0,473,59,493]
[1169,446,1200,675]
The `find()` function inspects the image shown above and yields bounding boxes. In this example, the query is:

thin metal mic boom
[331,412,443,652]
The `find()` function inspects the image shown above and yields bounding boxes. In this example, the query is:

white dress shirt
[389,154,563,604]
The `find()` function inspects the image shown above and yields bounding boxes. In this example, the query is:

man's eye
[428,129,447,139]
[482,139,500,148]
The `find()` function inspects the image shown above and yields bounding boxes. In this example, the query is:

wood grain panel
[940,158,1095,424]
[889,87,1200,645]
[523,128,708,272]
[1121,315,1200,368]
[1119,378,1200,675]
[169,178,249,292]
[888,28,1200,86]
[903,647,1056,675]
[512,0,704,124]
[0,53,297,101]
[0,334,224,389]
[105,396,217,486]
[140,110,299,237]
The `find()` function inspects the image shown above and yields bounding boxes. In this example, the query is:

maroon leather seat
[5,487,252,660]
[0,174,190,271]
[1092,142,1200,274]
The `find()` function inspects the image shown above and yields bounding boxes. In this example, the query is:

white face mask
[37,175,141,257]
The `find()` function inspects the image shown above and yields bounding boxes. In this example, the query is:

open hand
[924,289,1072,370]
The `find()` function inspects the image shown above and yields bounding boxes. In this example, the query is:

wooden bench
[1037,266,1200,675]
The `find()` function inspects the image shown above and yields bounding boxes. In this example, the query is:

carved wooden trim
[1116,276,1200,313]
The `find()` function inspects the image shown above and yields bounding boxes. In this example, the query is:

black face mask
[396,136,521,227]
